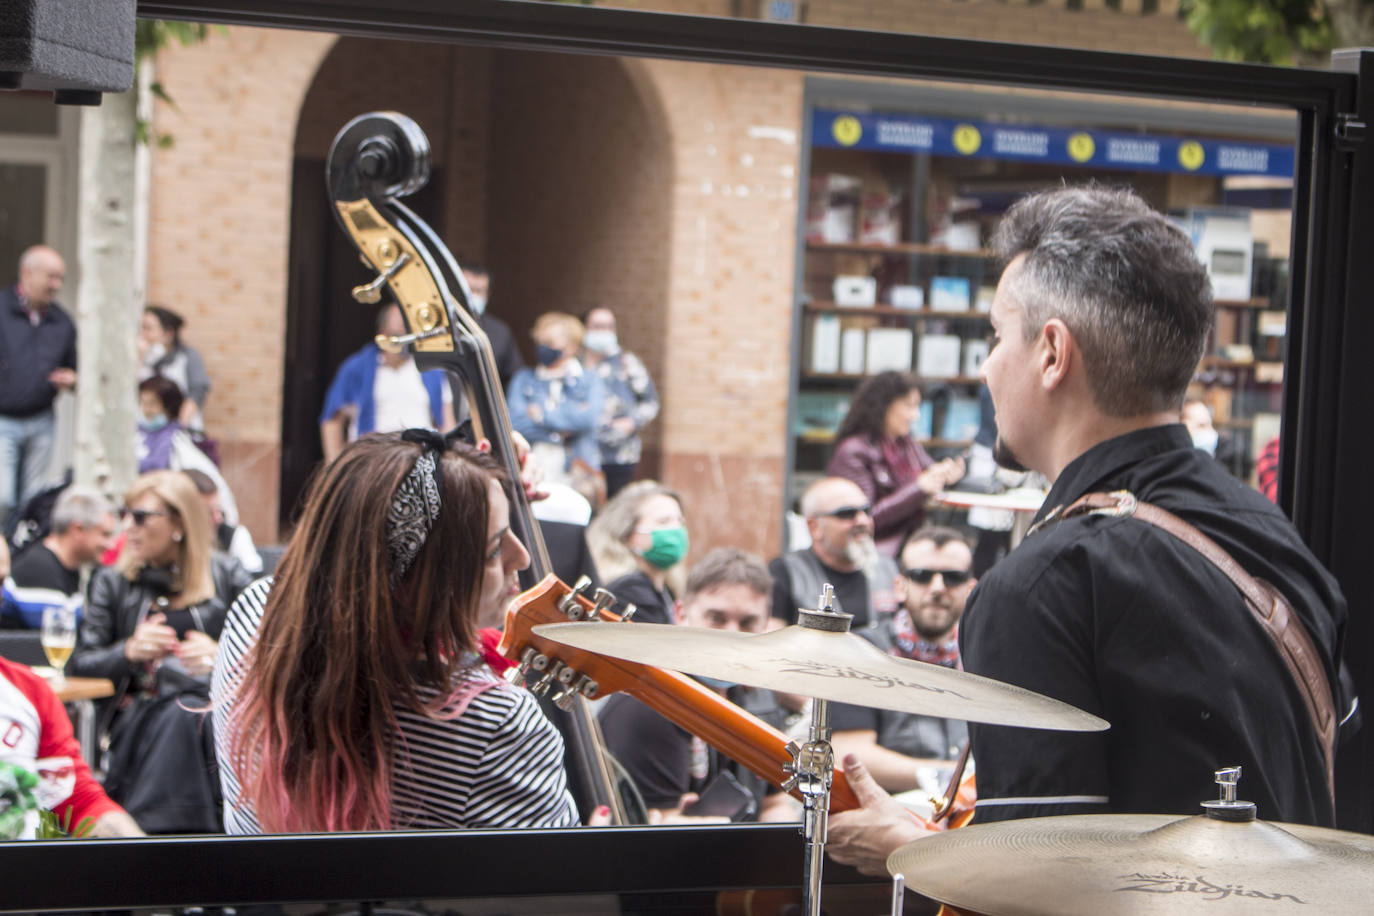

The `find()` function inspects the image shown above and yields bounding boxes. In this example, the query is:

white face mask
[468,294,487,316]
[1191,427,1219,456]
[583,329,619,355]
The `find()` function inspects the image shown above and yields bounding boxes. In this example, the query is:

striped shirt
[211,578,577,834]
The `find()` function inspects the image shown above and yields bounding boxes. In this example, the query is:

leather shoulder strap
[1059,491,1337,809]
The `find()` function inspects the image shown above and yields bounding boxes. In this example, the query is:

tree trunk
[73,90,140,500]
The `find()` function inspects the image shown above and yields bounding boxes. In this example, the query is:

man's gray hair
[683,547,773,600]
[992,185,1213,417]
[50,485,116,534]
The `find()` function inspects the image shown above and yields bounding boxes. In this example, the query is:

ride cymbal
[887,811,1374,914]
[532,621,1107,731]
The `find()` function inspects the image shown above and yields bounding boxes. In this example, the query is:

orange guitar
[499,572,980,829]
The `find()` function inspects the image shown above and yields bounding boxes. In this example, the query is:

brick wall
[147,27,336,544]
[144,1,1213,555]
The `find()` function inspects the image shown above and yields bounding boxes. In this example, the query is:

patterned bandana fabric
[387,447,443,581]
[891,611,962,669]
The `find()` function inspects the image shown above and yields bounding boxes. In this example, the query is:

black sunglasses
[820,504,871,521]
[121,507,168,526]
[904,567,972,586]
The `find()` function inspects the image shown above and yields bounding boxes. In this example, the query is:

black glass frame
[2,1,1366,909]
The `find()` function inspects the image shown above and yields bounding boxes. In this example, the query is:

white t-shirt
[357,357,454,440]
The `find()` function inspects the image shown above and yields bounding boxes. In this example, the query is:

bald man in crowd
[770,477,898,629]
[0,246,76,526]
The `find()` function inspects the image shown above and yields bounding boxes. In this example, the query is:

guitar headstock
[499,574,648,709]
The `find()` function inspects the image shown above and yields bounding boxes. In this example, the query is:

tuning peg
[557,576,594,618]
[620,602,638,622]
[589,589,616,622]
[531,662,562,697]
[504,647,538,685]
[375,326,445,354]
[351,251,411,304]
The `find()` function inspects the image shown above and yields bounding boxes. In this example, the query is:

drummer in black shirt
[828,185,1352,874]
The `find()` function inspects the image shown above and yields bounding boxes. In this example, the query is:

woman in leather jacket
[827,372,966,556]
[70,470,252,695]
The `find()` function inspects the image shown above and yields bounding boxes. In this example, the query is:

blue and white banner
[812,109,1293,178]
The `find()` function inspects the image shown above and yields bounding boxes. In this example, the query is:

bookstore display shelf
[806,241,996,259]
[802,372,983,385]
[796,429,973,450]
[804,302,992,320]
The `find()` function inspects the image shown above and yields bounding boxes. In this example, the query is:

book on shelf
[930,276,972,312]
[810,313,841,374]
[941,395,982,441]
[917,334,961,378]
[840,328,866,374]
[866,328,914,374]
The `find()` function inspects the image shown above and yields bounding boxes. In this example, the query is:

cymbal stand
[781,584,853,916]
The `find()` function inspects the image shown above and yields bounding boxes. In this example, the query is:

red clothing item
[0,657,122,837]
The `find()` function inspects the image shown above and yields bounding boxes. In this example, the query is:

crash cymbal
[531,621,1107,731]
[888,812,1374,914]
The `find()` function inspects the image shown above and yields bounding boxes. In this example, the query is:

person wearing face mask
[137,305,211,432]
[134,376,241,532]
[1181,397,1252,482]
[461,264,525,391]
[580,307,660,499]
[506,312,606,505]
[586,481,690,626]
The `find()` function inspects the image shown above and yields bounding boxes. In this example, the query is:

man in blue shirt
[318,303,454,463]
[0,246,77,527]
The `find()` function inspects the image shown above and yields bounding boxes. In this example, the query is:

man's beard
[993,434,1028,473]
[911,599,959,640]
[844,534,880,577]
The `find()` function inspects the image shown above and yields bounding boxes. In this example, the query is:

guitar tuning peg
[531,662,562,697]
[620,602,638,623]
[579,677,601,700]
[589,589,616,622]
[503,647,538,685]
[351,251,411,304]
[557,575,594,617]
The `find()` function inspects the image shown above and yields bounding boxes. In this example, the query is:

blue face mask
[535,344,563,367]
[468,294,487,316]
[143,414,169,430]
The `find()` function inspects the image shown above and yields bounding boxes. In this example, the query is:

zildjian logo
[773,658,972,698]
[1116,873,1306,904]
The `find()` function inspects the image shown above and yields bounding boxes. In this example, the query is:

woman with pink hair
[211,431,577,833]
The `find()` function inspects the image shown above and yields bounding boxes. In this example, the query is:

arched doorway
[280,40,674,528]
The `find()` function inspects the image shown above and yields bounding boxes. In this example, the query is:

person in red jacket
[0,657,142,838]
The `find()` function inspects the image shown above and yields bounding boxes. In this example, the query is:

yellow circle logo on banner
[953,124,982,155]
[1068,132,1095,162]
[1178,141,1205,171]
[832,115,862,146]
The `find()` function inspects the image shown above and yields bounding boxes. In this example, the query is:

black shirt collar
[1035,424,1193,523]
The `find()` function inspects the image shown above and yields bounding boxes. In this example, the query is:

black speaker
[0,0,135,104]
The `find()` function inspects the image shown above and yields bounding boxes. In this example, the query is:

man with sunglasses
[828,186,1348,876]
[830,526,974,793]
[769,477,898,630]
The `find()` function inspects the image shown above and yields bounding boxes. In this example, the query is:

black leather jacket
[70,553,254,682]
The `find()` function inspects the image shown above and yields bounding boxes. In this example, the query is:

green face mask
[639,526,689,570]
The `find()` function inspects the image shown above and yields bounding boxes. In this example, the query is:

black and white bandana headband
[386,429,448,581]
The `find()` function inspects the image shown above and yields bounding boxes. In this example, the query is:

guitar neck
[620,661,861,813]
